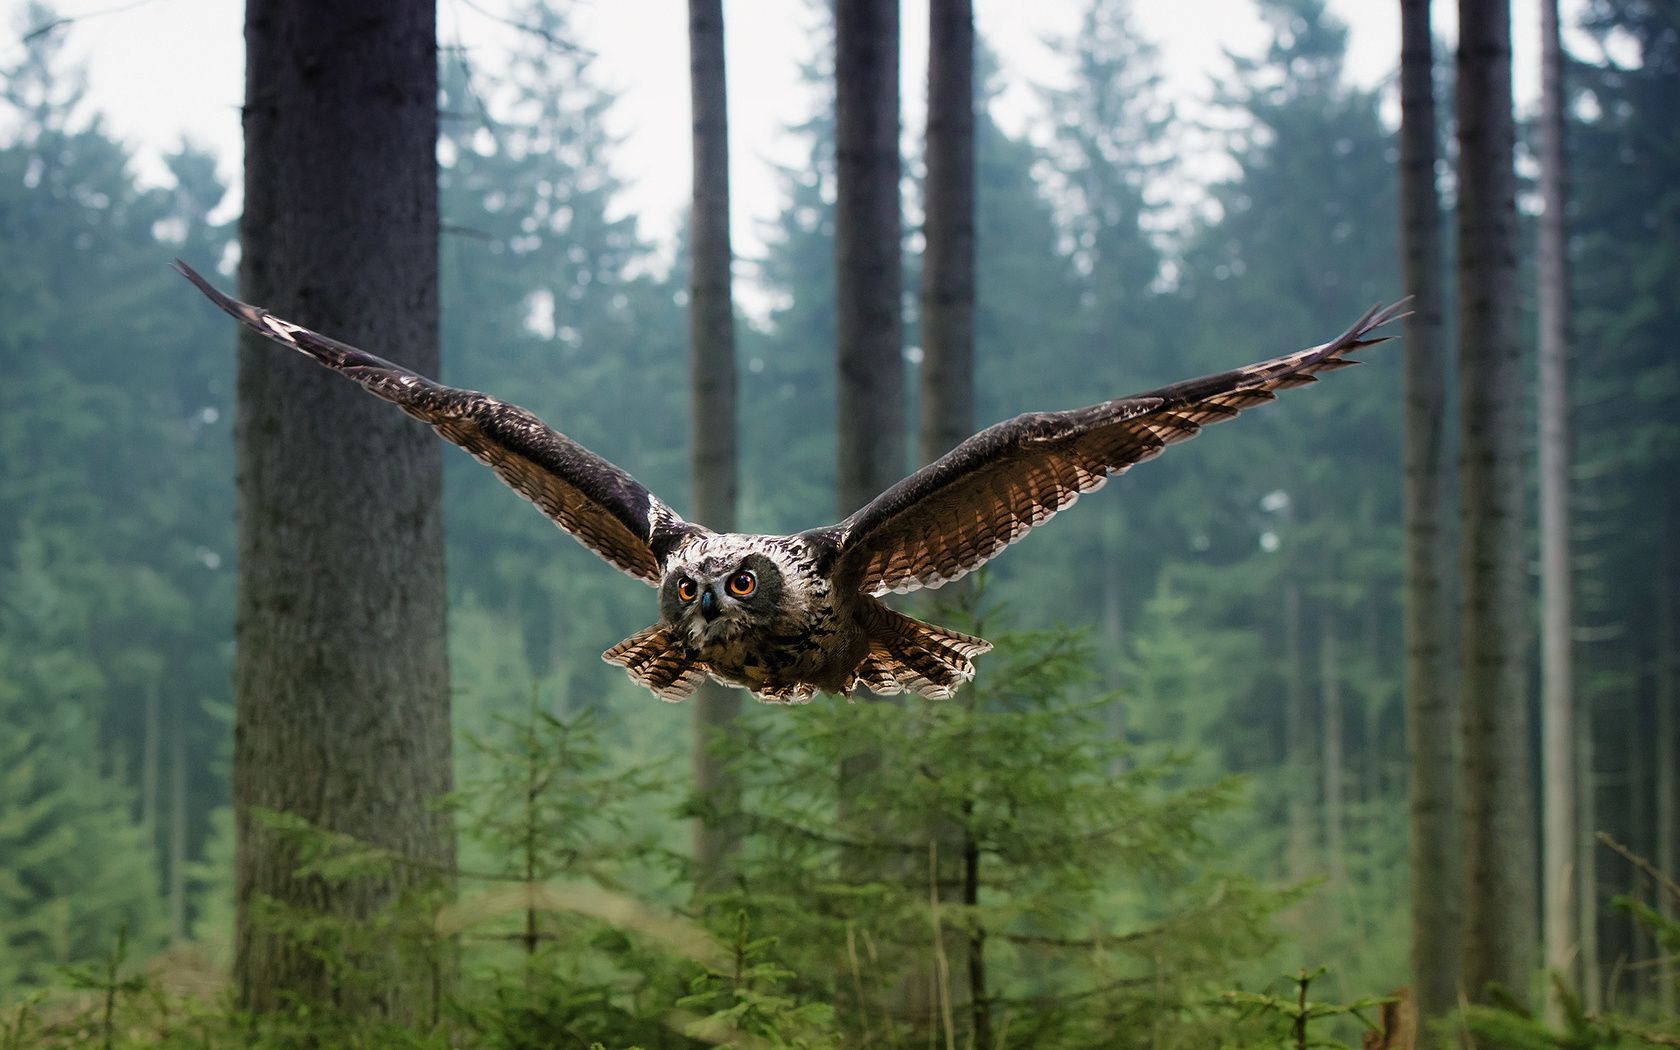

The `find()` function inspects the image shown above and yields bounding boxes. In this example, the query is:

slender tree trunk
[834,0,904,885]
[1657,516,1677,1013]
[236,0,453,1020]
[917,0,976,1030]
[918,0,974,472]
[141,682,159,848]
[1456,0,1536,1006]
[1399,0,1462,1023]
[1322,613,1347,891]
[1285,582,1313,881]
[1578,713,1601,1011]
[168,687,187,942]
[687,0,743,900]
[1538,0,1579,1015]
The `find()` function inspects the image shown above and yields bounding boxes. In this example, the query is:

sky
[4,0,1562,265]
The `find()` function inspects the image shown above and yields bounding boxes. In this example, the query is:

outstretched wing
[176,261,701,584]
[812,301,1409,596]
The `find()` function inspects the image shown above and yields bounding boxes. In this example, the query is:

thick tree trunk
[236,0,453,1020]
[835,0,905,525]
[1538,0,1579,1014]
[1398,0,1462,1023]
[1456,0,1537,1007]
[834,0,904,871]
[687,0,743,900]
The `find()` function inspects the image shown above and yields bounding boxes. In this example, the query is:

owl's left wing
[176,261,701,584]
[810,301,1408,596]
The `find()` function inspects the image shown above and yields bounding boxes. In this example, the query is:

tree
[687,0,742,897]
[918,0,975,471]
[1397,0,1461,1023]
[834,0,905,523]
[235,0,453,1020]
[1537,0,1579,1015]
[833,0,905,890]
[1455,0,1536,1006]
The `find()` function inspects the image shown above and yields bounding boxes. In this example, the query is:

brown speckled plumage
[178,260,1404,704]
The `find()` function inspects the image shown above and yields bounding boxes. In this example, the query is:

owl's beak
[699,587,720,621]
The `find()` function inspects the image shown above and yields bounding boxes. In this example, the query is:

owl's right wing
[809,301,1408,596]
[177,262,701,585]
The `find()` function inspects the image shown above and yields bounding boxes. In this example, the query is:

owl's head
[660,547,787,645]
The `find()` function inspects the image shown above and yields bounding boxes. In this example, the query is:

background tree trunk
[1455,0,1537,1007]
[687,0,743,900]
[834,0,904,859]
[1657,513,1677,1013]
[918,0,977,1035]
[236,0,453,1021]
[1398,0,1462,1022]
[1538,0,1579,1015]
[919,0,974,473]
[1321,614,1347,891]
[835,0,905,527]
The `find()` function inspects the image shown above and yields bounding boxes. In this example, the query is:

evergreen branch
[1598,832,1680,905]
[453,0,594,57]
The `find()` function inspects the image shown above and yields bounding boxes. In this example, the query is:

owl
[177,262,1403,705]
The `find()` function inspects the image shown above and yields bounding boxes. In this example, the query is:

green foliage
[709,612,1287,1046]
[1220,967,1394,1049]
[0,644,165,992]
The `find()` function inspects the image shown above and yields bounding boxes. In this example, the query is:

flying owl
[176,261,1403,705]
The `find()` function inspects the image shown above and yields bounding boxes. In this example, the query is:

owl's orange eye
[676,577,699,603]
[727,570,757,598]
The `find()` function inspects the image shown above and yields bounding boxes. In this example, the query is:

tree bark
[687,0,743,900]
[835,0,905,523]
[1322,613,1347,891]
[1285,582,1313,882]
[168,687,187,942]
[918,0,976,1033]
[1456,0,1537,1007]
[1398,0,1462,1023]
[236,0,453,1020]
[1657,511,1677,1014]
[918,0,974,472]
[1538,0,1579,1016]
[834,0,904,865]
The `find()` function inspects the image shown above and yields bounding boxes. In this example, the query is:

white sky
[5,0,1560,263]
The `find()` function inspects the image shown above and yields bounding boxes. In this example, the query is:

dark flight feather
[814,300,1409,596]
[175,261,701,584]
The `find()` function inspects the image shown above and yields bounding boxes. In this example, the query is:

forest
[0,0,1675,1046]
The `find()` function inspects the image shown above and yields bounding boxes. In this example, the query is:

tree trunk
[918,0,974,472]
[1399,0,1462,1023]
[1456,0,1536,1007]
[1322,613,1347,891]
[236,0,453,1021]
[1657,514,1677,1014]
[918,0,976,1032]
[834,0,904,873]
[1578,712,1601,1011]
[835,0,905,527]
[168,687,187,942]
[1538,0,1579,1015]
[1285,582,1313,881]
[687,0,743,900]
